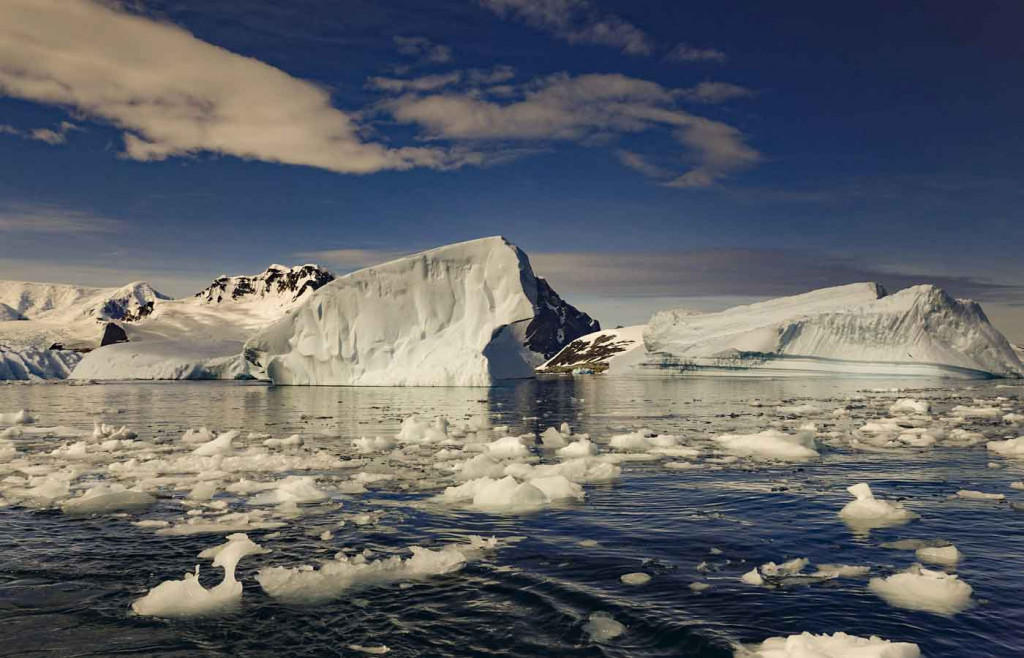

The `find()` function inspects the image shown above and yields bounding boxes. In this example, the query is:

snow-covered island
[542,282,1023,379]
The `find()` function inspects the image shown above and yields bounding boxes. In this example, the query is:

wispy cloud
[393,35,453,64]
[678,81,754,104]
[0,121,79,145]
[367,71,464,93]
[0,0,478,174]
[479,0,653,55]
[0,204,119,234]
[665,43,728,64]
[382,72,760,186]
[616,150,671,179]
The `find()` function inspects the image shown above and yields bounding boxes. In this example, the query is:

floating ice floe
[257,536,497,604]
[437,475,583,512]
[889,399,931,415]
[955,489,1005,501]
[583,612,625,642]
[986,437,1024,457]
[352,436,396,454]
[737,631,920,658]
[620,572,651,585]
[951,405,1003,419]
[192,430,239,456]
[838,483,917,531]
[1003,413,1024,424]
[248,476,329,505]
[916,544,962,566]
[714,430,819,462]
[60,482,154,515]
[539,427,568,449]
[868,564,973,615]
[557,439,598,459]
[132,533,269,618]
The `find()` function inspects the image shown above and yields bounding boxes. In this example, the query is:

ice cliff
[244,237,598,386]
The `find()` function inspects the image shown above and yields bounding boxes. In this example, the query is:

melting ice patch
[714,430,819,462]
[868,564,973,615]
[838,483,917,531]
[257,536,497,604]
[132,533,268,618]
[737,631,920,657]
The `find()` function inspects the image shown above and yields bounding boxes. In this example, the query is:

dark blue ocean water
[0,376,1022,657]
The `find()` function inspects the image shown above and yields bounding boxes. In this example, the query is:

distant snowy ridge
[245,237,598,386]
[0,279,169,324]
[194,264,334,307]
[70,265,333,382]
[0,343,82,380]
[641,283,1023,378]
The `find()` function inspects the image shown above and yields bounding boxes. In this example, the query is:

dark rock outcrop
[100,323,129,347]
[525,277,600,360]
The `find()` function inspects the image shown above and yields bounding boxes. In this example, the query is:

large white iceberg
[640,283,1023,378]
[244,237,597,386]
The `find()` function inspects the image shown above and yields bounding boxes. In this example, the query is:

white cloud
[678,81,753,104]
[479,0,653,55]
[616,150,670,179]
[367,72,464,93]
[665,43,728,64]
[0,0,472,174]
[393,36,453,64]
[0,203,119,234]
[383,73,760,186]
[0,120,78,145]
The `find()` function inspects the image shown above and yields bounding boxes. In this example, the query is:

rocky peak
[195,264,335,305]
[525,277,600,359]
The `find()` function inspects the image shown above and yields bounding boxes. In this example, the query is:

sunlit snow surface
[1,376,1023,655]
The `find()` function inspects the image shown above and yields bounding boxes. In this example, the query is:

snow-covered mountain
[0,279,168,325]
[244,237,599,386]
[637,283,1023,378]
[71,264,335,381]
[194,264,334,307]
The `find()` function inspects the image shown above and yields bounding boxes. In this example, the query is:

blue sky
[1,0,1022,338]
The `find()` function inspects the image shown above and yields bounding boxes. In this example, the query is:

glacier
[244,236,598,386]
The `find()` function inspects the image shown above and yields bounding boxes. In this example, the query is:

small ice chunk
[741,567,764,585]
[1011,481,1024,490]
[187,481,218,502]
[182,427,215,445]
[868,564,973,615]
[540,427,567,449]
[689,582,710,592]
[714,430,818,462]
[760,558,808,577]
[192,430,239,456]
[740,631,920,658]
[986,437,1024,457]
[352,436,397,454]
[348,646,390,655]
[264,434,303,449]
[131,533,269,618]
[916,545,962,566]
[486,435,530,459]
[1004,413,1024,424]
[838,483,917,530]
[249,476,329,505]
[620,572,651,585]
[776,404,821,416]
[889,399,930,415]
[61,483,154,515]
[583,612,625,642]
[557,439,598,459]
[956,490,1005,501]
[810,564,871,579]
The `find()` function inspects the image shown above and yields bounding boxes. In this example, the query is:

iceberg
[640,283,1023,378]
[245,237,597,386]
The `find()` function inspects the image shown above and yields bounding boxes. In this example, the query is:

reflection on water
[0,375,1022,656]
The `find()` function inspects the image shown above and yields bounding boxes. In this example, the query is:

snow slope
[538,325,645,373]
[245,237,597,386]
[70,265,334,381]
[0,343,82,380]
[640,283,1023,378]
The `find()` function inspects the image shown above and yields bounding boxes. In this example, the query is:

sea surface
[1,375,1023,657]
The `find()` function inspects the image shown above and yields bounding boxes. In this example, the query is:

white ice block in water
[244,237,596,386]
[838,483,917,531]
[641,282,1023,378]
[738,631,920,657]
[869,564,973,616]
[131,533,268,618]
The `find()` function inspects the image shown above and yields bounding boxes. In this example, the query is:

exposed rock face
[244,237,597,386]
[538,326,645,373]
[195,264,335,306]
[525,277,600,360]
[0,302,25,321]
[100,323,129,347]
